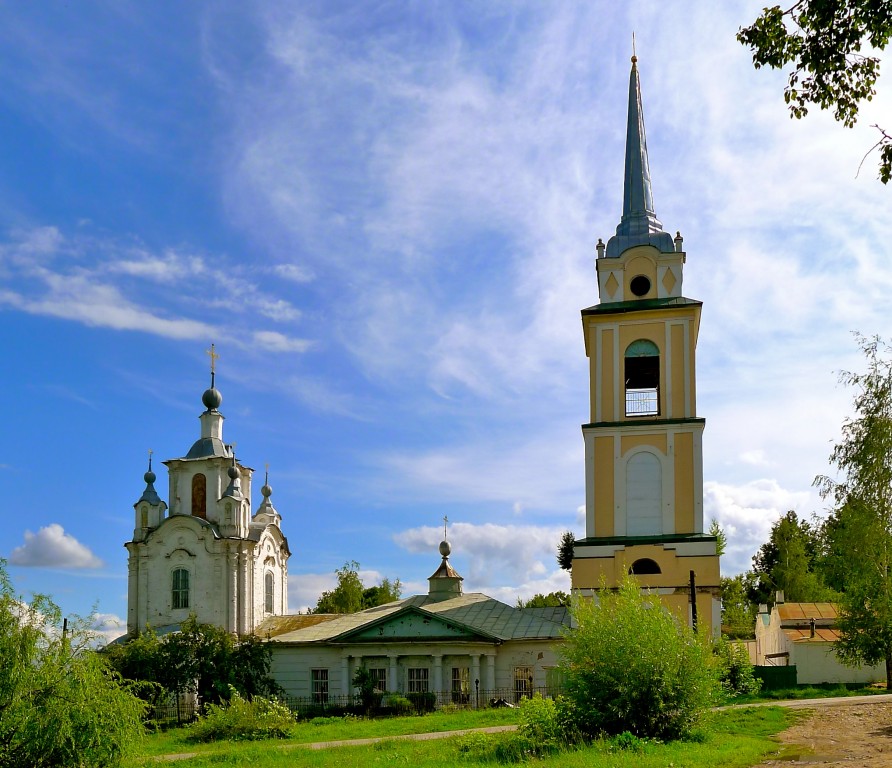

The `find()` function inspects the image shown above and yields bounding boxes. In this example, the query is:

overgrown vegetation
[714,637,762,698]
[0,560,145,768]
[104,614,281,709]
[187,688,294,743]
[559,577,719,740]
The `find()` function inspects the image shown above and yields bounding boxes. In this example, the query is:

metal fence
[147,685,564,726]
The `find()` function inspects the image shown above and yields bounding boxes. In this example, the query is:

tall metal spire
[605,54,675,258]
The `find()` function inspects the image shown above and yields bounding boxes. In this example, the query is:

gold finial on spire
[443,515,449,540]
[265,462,270,485]
[148,448,153,470]
[631,31,637,64]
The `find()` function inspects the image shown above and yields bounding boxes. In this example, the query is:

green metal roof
[582,296,701,317]
[270,592,570,645]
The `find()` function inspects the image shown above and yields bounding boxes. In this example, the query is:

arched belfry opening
[629,558,661,575]
[624,339,659,416]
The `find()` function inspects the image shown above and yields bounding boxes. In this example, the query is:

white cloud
[91,612,127,646]
[252,330,311,353]
[10,524,103,569]
[273,263,314,283]
[705,479,814,577]
[395,521,568,589]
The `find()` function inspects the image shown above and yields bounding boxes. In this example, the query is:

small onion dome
[202,386,223,411]
[439,539,451,558]
[261,482,272,498]
[144,468,157,484]
[228,464,240,480]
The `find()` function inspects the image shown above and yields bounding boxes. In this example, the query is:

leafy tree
[738,2,892,182]
[361,577,403,609]
[558,576,718,740]
[351,666,382,712]
[557,531,575,572]
[106,616,280,709]
[0,562,145,768]
[815,335,892,687]
[517,591,571,608]
[313,562,402,614]
[720,575,758,639]
[748,510,833,605]
[709,518,727,556]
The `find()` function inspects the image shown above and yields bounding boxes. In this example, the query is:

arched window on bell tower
[192,473,207,518]
[626,451,662,535]
[624,339,659,416]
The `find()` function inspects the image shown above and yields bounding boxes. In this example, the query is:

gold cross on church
[206,343,219,374]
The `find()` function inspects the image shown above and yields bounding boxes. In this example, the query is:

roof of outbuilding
[777,603,838,622]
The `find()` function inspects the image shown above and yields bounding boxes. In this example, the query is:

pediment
[334,606,496,644]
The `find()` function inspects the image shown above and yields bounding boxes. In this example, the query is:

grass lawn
[127,706,798,767]
[135,706,521,758]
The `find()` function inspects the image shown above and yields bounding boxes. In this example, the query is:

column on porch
[341,654,351,697]
[432,654,443,698]
[485,653,496,692]
[388,654,399,693]
[470,653,481,707]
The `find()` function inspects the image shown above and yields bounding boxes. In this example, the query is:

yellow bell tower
[570,55,720,633]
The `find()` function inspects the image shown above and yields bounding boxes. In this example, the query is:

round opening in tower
[630,275,651,297]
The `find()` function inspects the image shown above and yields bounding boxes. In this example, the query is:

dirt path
[750,696,892,767]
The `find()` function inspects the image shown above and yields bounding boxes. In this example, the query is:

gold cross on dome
[206,343,219,374]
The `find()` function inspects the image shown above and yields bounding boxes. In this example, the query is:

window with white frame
[408,667,429,693]
[369,667,387,692]
[312,669,329,704]
[451,666,470,703]
[171,568,189,610]
[514,666,533,702]
[264,572,274,613]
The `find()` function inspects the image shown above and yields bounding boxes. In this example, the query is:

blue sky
[1,2,890,642]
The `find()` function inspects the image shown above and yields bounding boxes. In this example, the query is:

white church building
[125,356,290,637]
[124,357,567,704]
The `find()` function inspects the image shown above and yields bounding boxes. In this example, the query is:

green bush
[383,694,413,715]
[406,691,436,713]
[517,693,579,756]
[715,637,762,698]
[187,688,294,742]
[559,576,719,740]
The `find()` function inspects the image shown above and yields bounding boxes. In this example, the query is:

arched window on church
[265,572,274,614]
[624,339,660,416]
[192,473,207,518]
[172,568,190,610]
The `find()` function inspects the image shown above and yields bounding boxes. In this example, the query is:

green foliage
[313,561,402,614]
[815,335,892,686]
[748,510,835,605]
[187,687,294,743]
[106,615,281,709]
[382,695,413,715]
[714,637,762,698]
[559,577,719,740]
[738,1,892,183]
[406,691,436,713]
[720,575,757,638]
[557,530,575,571]
[709,519,727,557]
[516,591,570,608]
[351,666,382,712]
[515,693,580,757]
[0,561,146,768]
